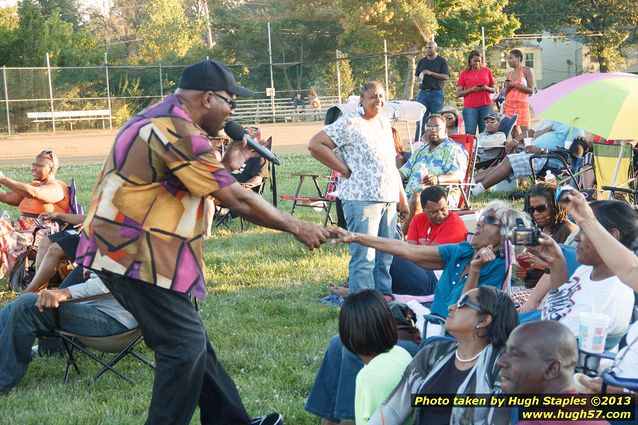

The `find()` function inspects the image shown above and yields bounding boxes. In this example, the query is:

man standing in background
[415,41,450,138]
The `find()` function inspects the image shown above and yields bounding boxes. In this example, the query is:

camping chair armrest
[58,293,113,305]
[290,172,322,178]
[601,185,638,196]
[602,371,638,394]
[437,182,476,187]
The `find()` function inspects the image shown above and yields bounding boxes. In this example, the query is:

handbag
[8,246,36,292]
[388,301,422,345]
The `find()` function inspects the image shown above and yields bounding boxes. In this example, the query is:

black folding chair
[54,294,154,384]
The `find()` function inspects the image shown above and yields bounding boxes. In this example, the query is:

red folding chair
[439,134,478,210]
[279,170,339,226]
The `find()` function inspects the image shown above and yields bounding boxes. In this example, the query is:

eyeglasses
[213,92,237,110]
[425,125,441,131]
[456,293,483,313]
[39,149,54,160]
[527,204,549,214]
[478,215,501,227]
[443,115,455,121]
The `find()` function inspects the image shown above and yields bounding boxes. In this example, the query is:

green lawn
[0,154,351,425]
[0,154,511,424]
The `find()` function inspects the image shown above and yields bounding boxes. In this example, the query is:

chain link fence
[0,46,488,134]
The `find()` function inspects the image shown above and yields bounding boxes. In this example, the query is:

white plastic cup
[565,140,573,150]
[578,312,611,353]
[523,137,533,147]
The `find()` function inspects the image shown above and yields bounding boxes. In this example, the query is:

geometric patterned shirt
[399,138,468,206]
[76,94,236,298]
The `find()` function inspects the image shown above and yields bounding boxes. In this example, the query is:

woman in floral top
[308,81,408,295]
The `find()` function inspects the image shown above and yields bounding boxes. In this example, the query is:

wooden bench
[27,110,113,131]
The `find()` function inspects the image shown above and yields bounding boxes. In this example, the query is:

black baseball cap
[177,60,253,97]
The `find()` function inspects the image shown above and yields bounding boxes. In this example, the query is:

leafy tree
[507,0,638,71]
[35,0,81,29]
[132,0,205,64]
[0,7,18,66]
[210,0,342,95]
[337,0,519,99]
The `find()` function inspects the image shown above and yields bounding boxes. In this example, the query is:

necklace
[455,347,485,363]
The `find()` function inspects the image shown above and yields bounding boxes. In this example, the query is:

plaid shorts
[508,152,548,179]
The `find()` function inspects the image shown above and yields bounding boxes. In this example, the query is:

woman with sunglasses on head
[368,286,518,425]
[330,200,530,318]
[517,182,578,288]
[0,150,69,217]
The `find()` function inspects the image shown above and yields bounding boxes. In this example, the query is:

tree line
[0,0,636,102]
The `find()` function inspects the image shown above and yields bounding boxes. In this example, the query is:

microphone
[223,121,280,165]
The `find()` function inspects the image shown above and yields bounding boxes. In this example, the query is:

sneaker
[250,412,284,425]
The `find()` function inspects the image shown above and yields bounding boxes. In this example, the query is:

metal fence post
[104,52,113,130]
[2,66,10,135]
[267,22,276,123]
[46,52,56,133]
[159,63,164,97]
[336,50,342,104]
[384,39,389,99]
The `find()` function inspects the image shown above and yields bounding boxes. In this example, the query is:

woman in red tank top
[0,150,70,216]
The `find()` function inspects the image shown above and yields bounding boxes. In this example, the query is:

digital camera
[510,218,541,246]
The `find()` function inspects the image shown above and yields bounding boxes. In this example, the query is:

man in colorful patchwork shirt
[75,60,327,425]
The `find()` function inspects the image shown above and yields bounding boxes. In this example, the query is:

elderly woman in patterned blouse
[308,81,409,296]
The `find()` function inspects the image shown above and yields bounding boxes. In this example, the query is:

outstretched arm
[0,172,64,203]
[562,191,638,291]
[214,182,329,250]
[329,227,445,269]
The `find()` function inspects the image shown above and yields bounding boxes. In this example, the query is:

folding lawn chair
[213,137,278,231]
[438,134,478,211]
[474,114,518,171]
[279,170,339,226]
[54,294,154,384]
[528,148,592,191]
[593,142,636,204]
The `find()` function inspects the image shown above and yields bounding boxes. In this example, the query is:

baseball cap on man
[484,112,501,122]
[178,60,253,97]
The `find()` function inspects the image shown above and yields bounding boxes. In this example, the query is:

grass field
[0,154,353,425]
[0,154,509,424]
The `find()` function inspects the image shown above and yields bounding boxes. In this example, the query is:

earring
[476,324,481,329]
[357,103,364,115]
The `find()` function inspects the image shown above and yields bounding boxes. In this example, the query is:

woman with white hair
[330,200,531,317]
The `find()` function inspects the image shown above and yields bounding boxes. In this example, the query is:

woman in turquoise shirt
[330,200,530,317]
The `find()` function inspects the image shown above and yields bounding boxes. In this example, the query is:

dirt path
[0,122,325,166]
